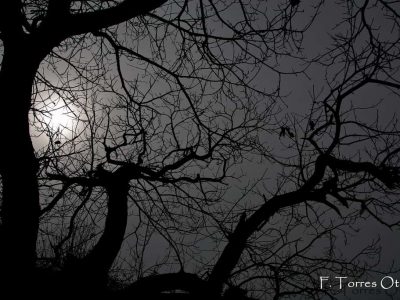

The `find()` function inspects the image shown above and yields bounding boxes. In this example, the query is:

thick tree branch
[207,189,328,295]
[367,78,400,89]
[43,0,167,38]
[76,177,129,282]
[207,153,400,293]
[325,156,400,189]
[47,0,71,20]
[0,0,25,39]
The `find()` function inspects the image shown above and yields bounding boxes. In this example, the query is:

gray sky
[27,1,400,298]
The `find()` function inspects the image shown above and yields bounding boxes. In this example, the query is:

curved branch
[77,177,129,281]
[207,189,327,294]
[207,153,400,293]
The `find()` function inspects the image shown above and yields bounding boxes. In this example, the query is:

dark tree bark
[75,176,130,287]
[0,0,168,291]
[0,38,44,287]
[0,1,399,299]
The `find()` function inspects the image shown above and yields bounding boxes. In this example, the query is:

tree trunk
[81,179,129,278]
[61,176,130,294]
[0,39,42,289]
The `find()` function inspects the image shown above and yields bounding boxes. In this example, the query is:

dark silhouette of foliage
[0,1,400,299]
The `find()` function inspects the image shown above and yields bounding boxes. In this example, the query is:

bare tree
[0,0,400,299]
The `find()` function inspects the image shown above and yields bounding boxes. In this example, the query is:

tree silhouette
[0,0,400,299]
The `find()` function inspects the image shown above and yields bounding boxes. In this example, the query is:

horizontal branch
[40,0,167,39]
[325,156,400,188]
[367,78,400,89]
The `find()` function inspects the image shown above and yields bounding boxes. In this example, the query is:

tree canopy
[0,0,400,299]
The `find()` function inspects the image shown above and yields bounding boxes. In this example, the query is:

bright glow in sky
[31,93,79,150]
[47,99,74,131]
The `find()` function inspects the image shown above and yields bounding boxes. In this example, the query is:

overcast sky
[26,1,400,298]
